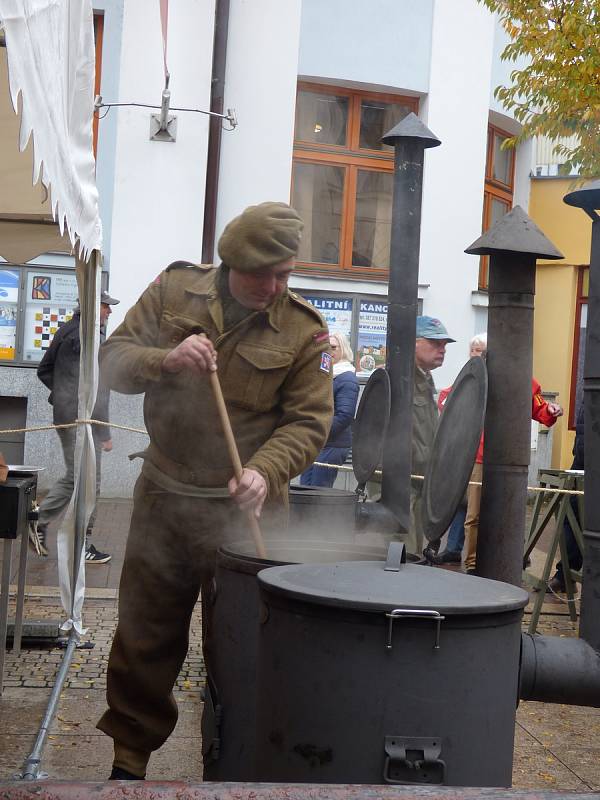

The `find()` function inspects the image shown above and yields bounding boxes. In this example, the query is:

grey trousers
[38,426,102,532]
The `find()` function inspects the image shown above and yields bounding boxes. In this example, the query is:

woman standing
[300,332,359,487]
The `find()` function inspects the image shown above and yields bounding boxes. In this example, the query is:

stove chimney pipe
[378,113,440,534]
[465,206,563,586]
[564,180,600,653]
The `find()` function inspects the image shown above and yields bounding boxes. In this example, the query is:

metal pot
[202,539,387,781]
[255,559,528,787]
[288,486,357,541]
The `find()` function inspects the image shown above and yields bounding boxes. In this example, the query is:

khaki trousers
[464,462,483,571]
[406,480,425,557]
[97,475,251,774]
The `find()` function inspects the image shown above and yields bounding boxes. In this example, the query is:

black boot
[109,766,145,780]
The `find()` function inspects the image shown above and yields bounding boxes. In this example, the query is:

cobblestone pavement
[1,594,205,691]
[0,499,598,788]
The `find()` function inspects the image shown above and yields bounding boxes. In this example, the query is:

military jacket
[99,265,333,502]
[412,366,439,477]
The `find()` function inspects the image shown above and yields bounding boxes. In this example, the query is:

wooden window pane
[490,195,510,225]
[293,162,345,264]
[295,90,349,146]
[352,170,393,268]
[359,99,411,152]
[492,133,512,185]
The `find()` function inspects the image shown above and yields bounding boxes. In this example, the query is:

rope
[313,461,584,496]
[0,421,584,496]
[0,418,148,436]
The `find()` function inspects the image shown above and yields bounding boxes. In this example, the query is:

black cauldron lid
[258,560,528,615]
[421,356,487,542]
[352,367,391,485]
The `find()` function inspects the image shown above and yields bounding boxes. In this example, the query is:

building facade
[0,0,538,496]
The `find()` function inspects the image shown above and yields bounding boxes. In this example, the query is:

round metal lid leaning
[351,367,391,486]
[422,355,488,542]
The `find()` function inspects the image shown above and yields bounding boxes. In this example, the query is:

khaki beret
[218,201,304,272]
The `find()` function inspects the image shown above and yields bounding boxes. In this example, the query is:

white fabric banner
[0,0,102,259]
[0,0,103,632]
[58,256,101,635]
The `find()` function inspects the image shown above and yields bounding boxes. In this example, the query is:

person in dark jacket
[301,332,359,487]
[547,401,584,592]
[35,290,119,563]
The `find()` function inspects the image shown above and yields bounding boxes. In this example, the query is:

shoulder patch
[320,352,332,374]
[288,291,326,325]
[165,260,213,272]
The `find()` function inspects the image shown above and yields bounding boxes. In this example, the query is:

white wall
[418,0,496,389]
[106,0,214,329]
[490,16,529,116]
[298,0,433,94]
[214,0,302,254]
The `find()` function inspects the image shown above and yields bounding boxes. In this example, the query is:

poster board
[0,269,19,360]
[357,299,388,376]
[23,270,78,362]
[303,296,353,337]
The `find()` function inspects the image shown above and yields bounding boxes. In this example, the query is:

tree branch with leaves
[479,0,600,177]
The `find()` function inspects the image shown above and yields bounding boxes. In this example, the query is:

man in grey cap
[409,315,455,557]
[96,201,333,780]
[36,289,120,563]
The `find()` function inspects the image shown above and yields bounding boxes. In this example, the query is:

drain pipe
[201,0,230,264]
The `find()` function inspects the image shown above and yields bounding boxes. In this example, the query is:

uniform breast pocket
[226,342,294,411]
[158,316,202,348]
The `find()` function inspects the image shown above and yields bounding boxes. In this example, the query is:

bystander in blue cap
[416,315,455,342]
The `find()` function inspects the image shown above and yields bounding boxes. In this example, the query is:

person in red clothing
[436,333,562,572]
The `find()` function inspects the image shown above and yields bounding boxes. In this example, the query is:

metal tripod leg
[528,483,571,634]
[523,487,562,566]
[13,525,29,656]
[0,539,14,695]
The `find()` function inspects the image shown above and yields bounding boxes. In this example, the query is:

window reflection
[359,100,410,152]
[295,91,348,147]
[293,162,344,264]
[352,170,393,268]
[493,134,512,185]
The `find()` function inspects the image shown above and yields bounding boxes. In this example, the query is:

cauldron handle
[384,541,406,571]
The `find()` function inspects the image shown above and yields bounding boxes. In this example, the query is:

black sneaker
[85,543,111,564]
[109,766,144,780]
[434,549,462,565]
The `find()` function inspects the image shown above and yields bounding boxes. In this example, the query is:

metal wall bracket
[150,113,177,142]
[150,75,177,142]
[383,735,445,784]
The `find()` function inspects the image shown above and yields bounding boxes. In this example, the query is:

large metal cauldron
[288,486,357,541]
[255,559,528,787]
[202,539,387,781]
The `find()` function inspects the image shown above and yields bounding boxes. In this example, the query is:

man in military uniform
[96,202,333,780]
